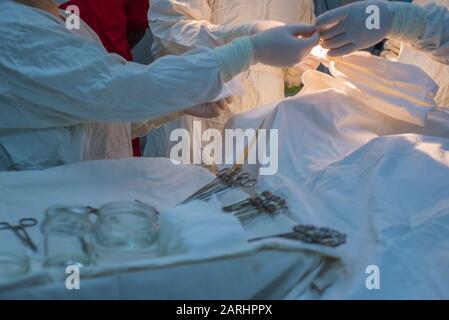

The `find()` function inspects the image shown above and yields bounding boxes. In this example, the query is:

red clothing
[60,0,149,61]
[60,0,150,156]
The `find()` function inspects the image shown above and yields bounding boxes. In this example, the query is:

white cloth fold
[314,51,438,126]
[158,199,248,256]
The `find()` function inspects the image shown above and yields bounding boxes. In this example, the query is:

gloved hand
[250,20,286,34]
[183,97,233,118]
[250,24,320,67]
[220,20,285,44]
[316,0,394,57]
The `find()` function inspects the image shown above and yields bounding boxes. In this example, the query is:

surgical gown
[0,0,250,171]
[145,0,316,158]
[391,0,449,107]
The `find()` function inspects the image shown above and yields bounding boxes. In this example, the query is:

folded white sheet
[158,199,248,256]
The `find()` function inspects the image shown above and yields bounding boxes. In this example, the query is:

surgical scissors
[0,218,38,252]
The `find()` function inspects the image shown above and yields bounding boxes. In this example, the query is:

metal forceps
[195,173,257,201]
[223,191,288,224]
[0,218,38,252]
[248,225,347,247]
[181,167,246,203]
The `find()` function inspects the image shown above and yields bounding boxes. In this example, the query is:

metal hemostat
[249,225,347,248]
[222,191,288,224]
[181,167,256,204]
[0,218,38,252]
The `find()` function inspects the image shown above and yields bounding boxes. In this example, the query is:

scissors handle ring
[0,222,11,230]
[19,218,38,227]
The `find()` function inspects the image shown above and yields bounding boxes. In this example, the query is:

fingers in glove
[319,22,349,41]
[285,23,316,37]
[320,32,352,49]
[327,42,358,57]
[295,32,320,51]
[316,6,348,31]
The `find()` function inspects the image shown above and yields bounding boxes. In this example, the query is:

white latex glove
[316,0,394,57]
[220,20,286,44]
[250,20,286,34]
[250,24,320,68]
[183,97,233,118]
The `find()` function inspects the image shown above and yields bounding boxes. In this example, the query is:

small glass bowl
[0,252,30,281]
[41,205,93,268]
[94,202,159,252]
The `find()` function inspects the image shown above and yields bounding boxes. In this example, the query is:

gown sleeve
[0,10,253,129]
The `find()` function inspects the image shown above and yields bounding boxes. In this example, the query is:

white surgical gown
[409,3,449,65]
[145,0,316,158]
[0,1,247,171]
[391,0,449,107]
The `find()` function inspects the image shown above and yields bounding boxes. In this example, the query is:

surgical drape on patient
[306,51,438,126]
[225,49,449,298]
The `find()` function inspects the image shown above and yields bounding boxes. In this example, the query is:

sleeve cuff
[212,36,255,82]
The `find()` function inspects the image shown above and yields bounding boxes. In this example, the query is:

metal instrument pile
[182,167,256,203]
[222,191,288,225]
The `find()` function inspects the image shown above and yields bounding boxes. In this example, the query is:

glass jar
[41,206,93,268]
[94,202,158,252]
[0,252,30,282]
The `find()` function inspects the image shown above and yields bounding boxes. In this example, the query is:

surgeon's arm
[150,0,267,55]
[404,4,449,65]
[2,17,318,129]
[4,21,254,127]
[317,1,449,64]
